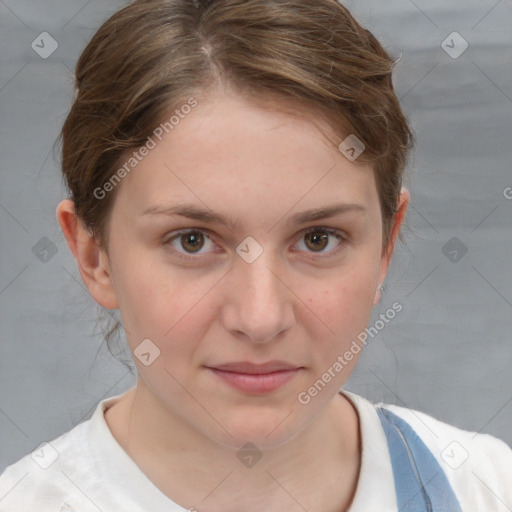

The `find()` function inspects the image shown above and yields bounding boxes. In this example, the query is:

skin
[57,84,409,512]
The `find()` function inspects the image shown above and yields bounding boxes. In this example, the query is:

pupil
[183,232,203,252]
[307,231,328,251]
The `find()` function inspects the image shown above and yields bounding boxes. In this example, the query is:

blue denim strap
[376,408,463,512]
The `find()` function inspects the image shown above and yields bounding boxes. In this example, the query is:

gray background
[1,0,511,473]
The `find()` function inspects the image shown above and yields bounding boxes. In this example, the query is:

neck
[105,381,361,512]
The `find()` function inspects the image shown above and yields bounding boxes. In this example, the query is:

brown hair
[57,0,414,356]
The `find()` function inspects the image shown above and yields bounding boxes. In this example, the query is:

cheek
[304,264,377,360]
[314,266,376,321]
[111,251,218,358]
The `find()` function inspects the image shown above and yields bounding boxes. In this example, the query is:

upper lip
[207,361,301,374]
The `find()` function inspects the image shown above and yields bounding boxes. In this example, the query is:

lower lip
[207,368,301,394]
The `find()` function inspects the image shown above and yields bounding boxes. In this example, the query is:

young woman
[1,1,510,511]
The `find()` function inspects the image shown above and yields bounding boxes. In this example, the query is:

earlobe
[56,199,119,310]
[372,284,384,307]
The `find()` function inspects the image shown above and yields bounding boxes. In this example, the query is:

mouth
[205,361,303,395]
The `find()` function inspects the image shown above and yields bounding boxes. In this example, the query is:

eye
[294,227,347,256]
[163,227,347,261]
[163,229,216,259]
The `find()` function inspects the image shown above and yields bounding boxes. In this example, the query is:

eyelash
[162,227,348,262]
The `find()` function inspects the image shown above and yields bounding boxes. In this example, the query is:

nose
[220,247,295,344]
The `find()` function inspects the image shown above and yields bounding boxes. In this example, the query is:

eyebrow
[142,202,367,231]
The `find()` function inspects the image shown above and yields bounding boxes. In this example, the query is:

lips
[205,361,303,394]
[207,361,300,374]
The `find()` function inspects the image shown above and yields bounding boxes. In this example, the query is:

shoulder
[0,420,101,511]
[379,402,512,511]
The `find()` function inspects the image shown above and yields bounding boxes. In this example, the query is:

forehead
[112,89,379,226]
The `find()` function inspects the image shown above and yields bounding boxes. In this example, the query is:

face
[95,87,405,450]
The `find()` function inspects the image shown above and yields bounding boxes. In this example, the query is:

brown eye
[179,231,205,253]
[304,230,330,252]
[296,227,345,256]
[165,229,216,258]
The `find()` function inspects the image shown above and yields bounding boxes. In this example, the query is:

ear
[56,199,119,309]
[372,187,410,307]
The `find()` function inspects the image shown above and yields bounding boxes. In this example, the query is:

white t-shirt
[0,389,511,511]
